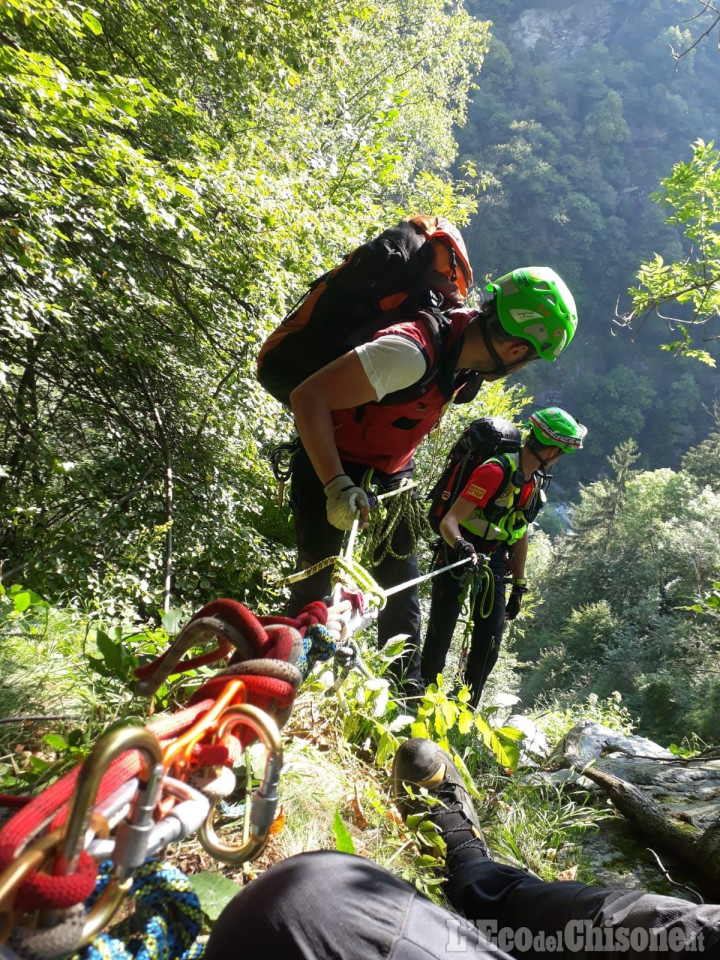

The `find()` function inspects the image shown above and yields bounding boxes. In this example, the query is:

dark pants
[205,850,720,960]
[288,446,423,689]
[422,547,508,707]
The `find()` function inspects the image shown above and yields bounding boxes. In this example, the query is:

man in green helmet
[421,407,586,707]
[287,267,578,694]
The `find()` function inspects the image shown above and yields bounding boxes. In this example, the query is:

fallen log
[568,758,720,887]
[556,723,720,889]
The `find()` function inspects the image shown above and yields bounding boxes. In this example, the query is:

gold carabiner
[45,725,165,945]
[199,704,283,864]
[0,815,108,945]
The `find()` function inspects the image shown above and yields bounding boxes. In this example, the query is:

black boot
[391,738,491,874]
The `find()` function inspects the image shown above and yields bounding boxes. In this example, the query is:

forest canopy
[1,0,719,747]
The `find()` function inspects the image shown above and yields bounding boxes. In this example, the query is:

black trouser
[288,445,423,689]
[205,851,720,960]
[421,547,508,707]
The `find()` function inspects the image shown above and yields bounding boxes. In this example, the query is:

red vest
[333,309,474,474]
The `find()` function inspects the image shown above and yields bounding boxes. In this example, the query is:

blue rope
[76,861,205,960]
[296,623,337,678]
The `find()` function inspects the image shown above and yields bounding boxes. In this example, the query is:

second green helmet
[528,407,587,454]
[486,267,578,361]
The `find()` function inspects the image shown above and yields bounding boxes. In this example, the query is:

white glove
[324,474,369,530]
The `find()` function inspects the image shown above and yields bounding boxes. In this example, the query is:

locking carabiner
[199,704,283,864]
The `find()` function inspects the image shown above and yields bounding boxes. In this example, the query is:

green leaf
[383,636,407,658]
[497,726,526,743]
[43,733,68,751]
[458,709,474,735]
[12,588,48,613]
[82,10,103,34]
[188,871,241,921]
[410,721,429,739]
[491,732,520,772]
[332,809,355,854]
[28,755,50,772]
[95,629,123,675]
[161,608,184,635]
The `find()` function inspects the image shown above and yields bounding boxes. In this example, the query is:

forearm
[440,496,478,550]
[509,533,528,580]
[290,383,344,485]
[439,514,464,550]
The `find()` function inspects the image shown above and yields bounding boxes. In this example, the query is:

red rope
[0,794,30,809]
[0,598,310,911]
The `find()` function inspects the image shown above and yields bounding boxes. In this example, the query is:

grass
[0,586,615,931]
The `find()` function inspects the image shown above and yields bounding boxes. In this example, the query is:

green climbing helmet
[486,267,578,361]
[527,407,587,454]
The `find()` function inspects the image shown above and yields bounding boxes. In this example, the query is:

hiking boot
[391,738,491,872]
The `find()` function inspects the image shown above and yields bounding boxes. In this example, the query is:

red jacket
[333,309,474,473]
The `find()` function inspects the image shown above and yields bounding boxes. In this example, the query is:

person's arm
[439,496,478,550]
[509,532,528,582]
[290,350,377,487]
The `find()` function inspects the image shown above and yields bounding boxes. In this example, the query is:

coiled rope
[359,479,433,569]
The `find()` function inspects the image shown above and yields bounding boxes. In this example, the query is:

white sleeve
[355,335,429,401]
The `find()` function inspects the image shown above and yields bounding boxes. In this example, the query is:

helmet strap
[526,438,558,473]
[480,319,509,377]
[480,314,537,376]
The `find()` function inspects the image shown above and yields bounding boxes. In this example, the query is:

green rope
[456,559,494,684]
[360,480,433,569]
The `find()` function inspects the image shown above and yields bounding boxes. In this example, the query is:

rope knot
[294,601,328,628]
[296,623,337,678]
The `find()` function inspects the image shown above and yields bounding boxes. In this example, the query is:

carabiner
[162,678,246,779]
[135,615,245,696]
[0,815,107,945]
[57,726,164,877]
[42,725,165,944]
[199,704,283,864]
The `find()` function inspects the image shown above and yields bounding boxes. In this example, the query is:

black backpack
[256,216,474,407]
[427,418,523,534]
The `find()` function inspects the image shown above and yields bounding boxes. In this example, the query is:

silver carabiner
[199,704,283,864]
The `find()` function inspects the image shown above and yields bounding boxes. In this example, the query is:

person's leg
[287,445,343,616]
[452,860,720,959]
[421,565,464,687]
[393,738,720,960]
[465,555,507,707]
[372,523,424,689]
[204,850,515,960]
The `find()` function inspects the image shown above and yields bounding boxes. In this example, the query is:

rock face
[506,713,551,760]
[555,722,720,891]
[510,1,615,58]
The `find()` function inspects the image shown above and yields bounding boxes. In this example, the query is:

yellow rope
[280,555,387,611]
[359,481,433,569]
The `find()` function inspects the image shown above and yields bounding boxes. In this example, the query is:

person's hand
[324,474,370,530]
[453,538,477,565]
[506,578,527,620]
